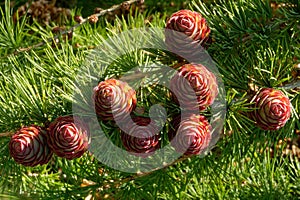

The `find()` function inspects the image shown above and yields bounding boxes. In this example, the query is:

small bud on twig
[88,14,99,24]
[74,15,84,23]
[121,1,131,12]
[94,7,103,14]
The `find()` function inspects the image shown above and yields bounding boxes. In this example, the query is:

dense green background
[0,0,299,199]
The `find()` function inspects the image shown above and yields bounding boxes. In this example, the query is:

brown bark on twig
[0,132,14,137]
[1,0,142,59]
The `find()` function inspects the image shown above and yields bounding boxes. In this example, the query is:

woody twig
[1,0,143,59]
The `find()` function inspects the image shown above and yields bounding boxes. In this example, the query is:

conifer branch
[1,0,142,59]
[0,131,14,137]
[281,80,300,91]
[101,155,191,191]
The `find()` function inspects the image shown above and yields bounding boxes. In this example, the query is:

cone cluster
[167,63,217,155]
[9,9,216,163]
[9,116,89,167]
[9,8,292,166]
[164,9,292,135]
[90,9,218,157]
[93,79,163,157]
[164,10,217,155]
[92,67,217,157]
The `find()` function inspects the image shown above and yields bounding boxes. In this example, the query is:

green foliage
[0,0,299,199]
[0,0,29,55]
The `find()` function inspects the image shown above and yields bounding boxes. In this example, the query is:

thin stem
[109,155,191,188]
[0,132,14,137]
[280,79,300,91]
[1,0,142,59]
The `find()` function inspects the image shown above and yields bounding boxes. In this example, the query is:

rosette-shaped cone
[165,9,211,60]
[170,63,218,111]
[9,125,53,167]
[250,88,291,130]
[120,116,160,157]
[47,116,89,160]
[93,79,137,122]
[168,114,211,156]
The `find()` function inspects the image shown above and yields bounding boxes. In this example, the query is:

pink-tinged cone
[165,10,211,60]
[93,79,137,122]
[47,116,89,160]
[9,125,53,167]
[250,88,291,130]
[120,116,160,158]
[168,114,211,156]
[170,63,218,111]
